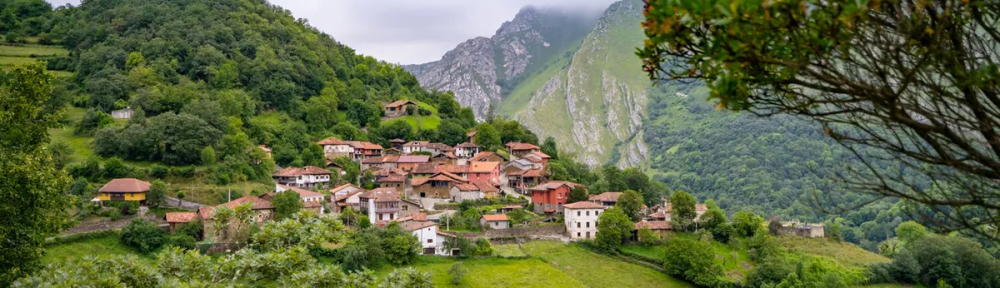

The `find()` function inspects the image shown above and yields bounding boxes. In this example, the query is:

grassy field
[493,243,528,258]
[622,233,753,282]
[777,235,889,268]
[0,44,69,57]
[41,234,153,266]
[167,180,276,206]
[383,101,441,131]
[522,241,695,288]
[377,256,584,288]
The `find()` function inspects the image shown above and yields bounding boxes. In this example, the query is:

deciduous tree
[596,208,633,250]
[0,63,72,285]
[639,0,1000,242]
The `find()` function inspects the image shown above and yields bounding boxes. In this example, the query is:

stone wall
[483,225,565,239]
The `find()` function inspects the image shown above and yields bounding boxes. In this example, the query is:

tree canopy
[639,0,1000,242]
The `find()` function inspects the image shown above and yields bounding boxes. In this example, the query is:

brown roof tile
[317,137,348,145]
[506,142,540,151]
[99,178,151,193]
[588,192,623,202]
[272,166,332,177]
[385,100,416,108]
[635,220,673,230]
[469,161,499,173]
[166,212,198,223]
[397,155,430,163]
[482,214,508,221]
[401,221,437,231]
[563,201,606,209]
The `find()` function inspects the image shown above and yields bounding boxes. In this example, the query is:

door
[423,248,435,255]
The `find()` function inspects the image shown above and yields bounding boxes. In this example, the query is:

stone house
[481,214,510,230]
[449,182,498,202]
[506,168,546,194]
[384,100,417,118]
[777,221,825,238]
[411,171,467,199]
[166,212,199,233]
[358,188,421,224]
[396,155,430,172]
[634,220,674,238]
[505,142,541,160]
[272,166,332,189]
[660,202,709,222]
[389,139,406,150]
[588,192,623,208]
[529,181,584,214]
[318,137,355,159]
[402,141,452,156]
[198,196,274,241]
[564,201,606,240]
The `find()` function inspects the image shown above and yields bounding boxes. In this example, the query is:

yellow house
[98,178,150,203]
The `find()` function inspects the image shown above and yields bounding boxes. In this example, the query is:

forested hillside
[30,0,489,169]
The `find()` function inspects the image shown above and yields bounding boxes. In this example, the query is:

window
[577,232,581,237]
[577,211,580,216]
[427,239,432,243]
[596,211,600,216]
[494,222,499,227]
[586,222,590,228]
[576,222,580,228]
[586,211,590,216]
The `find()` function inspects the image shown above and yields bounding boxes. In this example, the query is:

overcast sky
[46,0,616,64]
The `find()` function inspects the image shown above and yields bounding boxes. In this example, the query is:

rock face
[403,7,597,121]
[406,0,650,168]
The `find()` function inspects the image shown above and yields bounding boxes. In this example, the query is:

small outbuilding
[480,214,510,230]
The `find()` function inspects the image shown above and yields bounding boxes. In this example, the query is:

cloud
[46,0,618,64]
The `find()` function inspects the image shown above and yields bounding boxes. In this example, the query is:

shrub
[711,223,735,243]
[168,235,196,250]
[663,238,724,287]
[474,237,494,256]
[120,219,167,253]
[176,221,203,240]
[448,262,468,285]
[637,227,661,246]
[150,164,169,178]
[418,108,432,116]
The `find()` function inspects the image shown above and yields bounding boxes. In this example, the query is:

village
[90,102,826,258]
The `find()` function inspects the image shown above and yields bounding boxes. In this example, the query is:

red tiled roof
[455,142,479,148]
[397,155,430,163]
[648,212,666,219]
[390,139,406,143]
[385,100,416,108]
[317,137,348,145]
[362,142,383,150]
[527,151,551,159]
[436,165,469,174]
[436,151,458,159]
[401,221,437,231]
[277,184,325,198]
[99,178,151,193]
[303,201,322,208]
[403,141,429,147]
[380,174,406,183]
[482,214,508,221]
[470,151,506,162]
[588,192,622,202]
[466,130,476,138]
[635,220,672,230]
[414,163,441,174]
[506,142,540,151]
[474,181,499,192]
[529,181,583,191]
[411,212,427,221]
[362,157,386,164]
[272,166,332,177]
[166,212,198,223]
[523,169,546,178]
[426,143,453,151]
[335,190,363,202]
[663,203,710,213]
[360,187,401,202]
[470,161,499,173]
[258,145,272,153]
[330,183,361,194]
[454,183,479,191]
[563,201,605,209]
